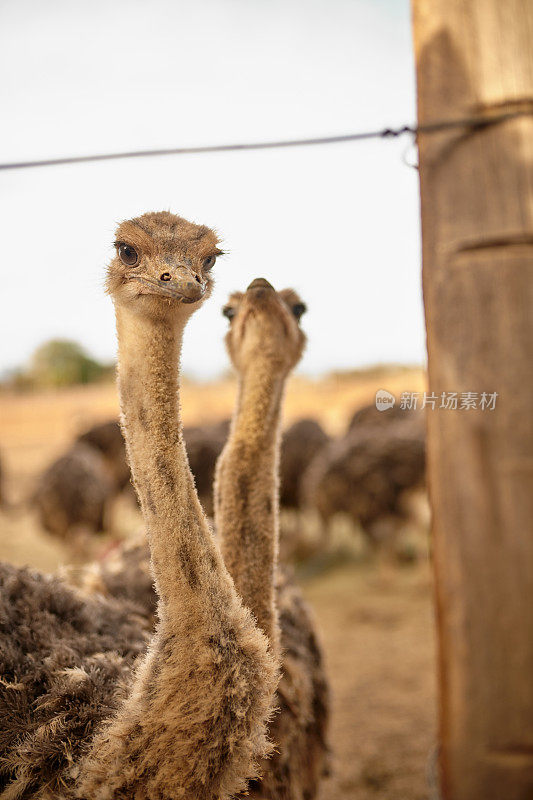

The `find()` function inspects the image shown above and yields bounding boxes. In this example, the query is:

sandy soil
[309,563,437,800]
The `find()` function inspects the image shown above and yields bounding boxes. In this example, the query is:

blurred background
[0,3,435,799]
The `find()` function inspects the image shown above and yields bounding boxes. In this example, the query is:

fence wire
[0,108,531,172]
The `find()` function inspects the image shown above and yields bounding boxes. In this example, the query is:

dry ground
[311,563,436,800]
[0,368,436,799]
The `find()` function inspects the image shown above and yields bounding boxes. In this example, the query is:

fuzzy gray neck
[215,361,286,650]
[115,304,226,610]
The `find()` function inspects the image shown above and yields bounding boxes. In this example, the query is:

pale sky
[0,0,424,379]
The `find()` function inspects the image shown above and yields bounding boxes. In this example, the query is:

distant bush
[27,340,110,388]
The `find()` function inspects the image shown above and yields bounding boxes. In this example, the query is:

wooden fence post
[411,2,533,798]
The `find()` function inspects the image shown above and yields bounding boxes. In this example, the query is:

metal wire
[0,108,531,172]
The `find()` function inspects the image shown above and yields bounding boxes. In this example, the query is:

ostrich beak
[247,277,275,292]
[129,269,206,303]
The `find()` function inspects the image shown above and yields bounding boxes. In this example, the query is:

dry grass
[0,367,436,799]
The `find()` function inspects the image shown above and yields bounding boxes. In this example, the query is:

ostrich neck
[78,304,278,800]
[116,306,186,494]
[215,360,286,651]
[234,363,285,450]
[115,305,223,609]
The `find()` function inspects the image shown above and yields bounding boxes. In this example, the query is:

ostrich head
[223,278,307,375]
[107,211,223,319]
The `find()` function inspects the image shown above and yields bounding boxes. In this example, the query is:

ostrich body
[76,538,330,800]
[0,562,150,796]
[280,419,330,510]
[32,422,132,543]
[183,419,230,515]
[77,419,132,493]
[0,212,278,800]
[33,442,115,539]
[303,410,426,545]
[347,401,416,433]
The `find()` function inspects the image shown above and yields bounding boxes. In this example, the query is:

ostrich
[0,211,278,800]
[183,419,230,515]
[216,280,330,798]
[31,422,132,544]
[280,418,330,510]
[347,400,415,433]
[76,282,330,799]
[32,441,116,540]
[77,419,132,493]
[76,537,157,618]
[302,410,426,547]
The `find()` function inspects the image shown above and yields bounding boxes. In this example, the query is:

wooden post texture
[412,2,533,798]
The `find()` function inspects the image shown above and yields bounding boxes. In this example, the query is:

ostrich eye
[292,302,307,320]
[222,306,236,320]
[203,255,217,271]
[118,243,139,267]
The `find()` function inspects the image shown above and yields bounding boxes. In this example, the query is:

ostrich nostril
[160,273,171,282]
[247,277,274,291]
[195,275,202,284]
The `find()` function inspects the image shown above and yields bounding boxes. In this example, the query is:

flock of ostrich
[0,211,427,799]
[28,402,425,555]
